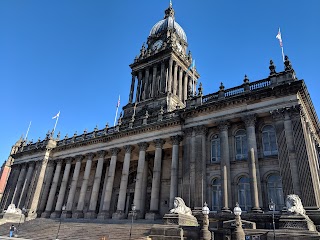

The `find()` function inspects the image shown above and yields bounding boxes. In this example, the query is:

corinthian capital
[124,145,133,153]
[111,147,120,156]
[194,125,208,136]
[183,128,193,137]
[243,114,257,128]
[218,121,230,132]
[138,142,149,151]
[170,135,182,145]
[154,139,165,148]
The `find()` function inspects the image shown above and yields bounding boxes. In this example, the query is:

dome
[149,16,187,42]
[149,2,187,42]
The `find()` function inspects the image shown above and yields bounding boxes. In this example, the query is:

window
[238,176,252,211]
[211,135,221,162]
[267,174,284,210]
[235,130,248,160]
[262,125,278,156]
[211,178,222,211]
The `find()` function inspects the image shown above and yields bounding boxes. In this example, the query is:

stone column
[144,68,150,99]
[140,157,149,217]
[218,121,232,212]
[152,65,157,98]
[73,153,94,218]
[42,160,62,218]
[98,148,120,219]
[190,129,196,208]
[167,58,173,93]
[12,163,27,206]
[63,155,83,218]
[28,142,56,219]
[38,161,55,214]
[51,158,72,218]
[129,73,135,103]
[182,128,192,206]
[113,145,132,219]
[243,115,262,212]
[173,62,178,95]
[86,150,106,219]
[18,161,35,208]
[135,71,142,102]
[178,68,183,100]
[160,62,165,93]
[133,142,149,218]
[2,165,20,210]
[183,72,188,102]
[169,136,182,209]
[146,139,165,219]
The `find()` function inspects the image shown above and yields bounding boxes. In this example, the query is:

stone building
[1,2,320,224]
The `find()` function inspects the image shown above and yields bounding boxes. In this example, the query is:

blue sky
[1,0,319,165]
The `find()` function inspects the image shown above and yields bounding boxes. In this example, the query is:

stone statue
[286,194,306,215]
[5,204,22,214]
[169,197,192,215]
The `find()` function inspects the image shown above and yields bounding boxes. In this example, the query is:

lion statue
[169,197,192,215]
[286,194,306,215]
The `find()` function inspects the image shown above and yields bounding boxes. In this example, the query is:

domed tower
[123,2,200,119]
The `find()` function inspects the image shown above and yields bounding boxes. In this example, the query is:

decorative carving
[286,194,305,215]
[86,152,95,160]
[111,148,120,156]
[138,142,149,151]
[75,155,84,162]
[170,135,182,145]
[218,121,230,132]
[198,82,203,96]
[243,114,257,128]
[124,145,133,153]
[169,197,192,216]
[97,150,106,158]
[154,139,165,148]
[183,128,193,137]
[269,60,276,75]
[194,125,208,136]
[284,55,293,72]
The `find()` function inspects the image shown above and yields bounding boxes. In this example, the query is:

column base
[41,211,51,218]
[251,207,263,213]
[97,210,111,219]
[145,211,160,220]
[50,210,62,218]
[84,210,97,219]
[61,210,72,218]
[112,211,127,220]
[72,210,84,219]
[221,207,232,213]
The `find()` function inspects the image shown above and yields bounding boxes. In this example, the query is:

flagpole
[114,95,120,126]
[25,121,32,141]
[53,111,60,134]
[281,46,285,62]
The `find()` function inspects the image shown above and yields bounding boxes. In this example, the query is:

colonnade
[1,136,182,220]
[128,58,196,104]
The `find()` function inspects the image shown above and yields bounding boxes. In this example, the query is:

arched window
[211,178,222,210]
[211,135,221,162]
[238,176,251,211]
[262,125,278,156]
[267,174,284,210]
[235,130,248,160]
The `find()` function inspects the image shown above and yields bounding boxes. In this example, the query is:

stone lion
[169,197,192,215]
[286,194,306,215]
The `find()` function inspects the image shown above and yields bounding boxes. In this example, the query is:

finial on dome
[164,0,175,19]
[170,0,172,7]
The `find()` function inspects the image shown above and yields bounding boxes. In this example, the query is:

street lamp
[55,205,66,240]
[129,204,136,240]
[233,203,245,240]
[201,202,211,240]
[269,199,276,240]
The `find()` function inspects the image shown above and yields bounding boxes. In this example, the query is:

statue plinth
[163,213,198,226]
[279,213,317,232]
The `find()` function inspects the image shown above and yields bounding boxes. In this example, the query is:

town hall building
[1,2,320,229]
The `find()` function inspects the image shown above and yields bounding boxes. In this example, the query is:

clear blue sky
[1,0,319,165]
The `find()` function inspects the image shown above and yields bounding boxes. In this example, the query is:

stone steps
[0,218,156,240]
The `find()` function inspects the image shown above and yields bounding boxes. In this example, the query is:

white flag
[276,28,283,47]
[52,111,60,119]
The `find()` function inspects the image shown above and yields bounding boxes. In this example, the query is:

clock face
[152,40,163,50]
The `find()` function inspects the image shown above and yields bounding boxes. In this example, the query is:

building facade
[1,3,320,223]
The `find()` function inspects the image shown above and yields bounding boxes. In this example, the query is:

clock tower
[122,2,200,121]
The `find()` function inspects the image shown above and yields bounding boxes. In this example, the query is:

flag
[52,111,60,119]
[276,28,283,47]
[116,95,120,108]
[188,59,195,70]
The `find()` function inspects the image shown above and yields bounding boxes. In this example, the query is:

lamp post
[55,205,66,240]
[201,202,211,240]
[129,204,136,240]
[233,203,245,240]
[269,199,276,240]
